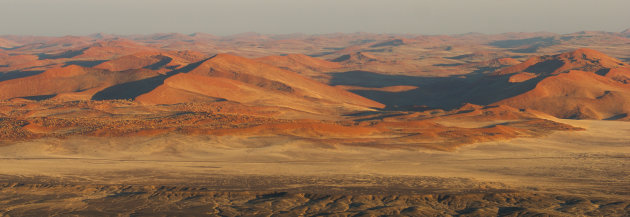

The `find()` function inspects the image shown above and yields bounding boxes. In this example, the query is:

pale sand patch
[0,119,628,198]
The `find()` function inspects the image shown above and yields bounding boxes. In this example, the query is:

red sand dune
[495,48,627,75]
[255,54,341,73]
[94,53,174,71]
[0,65,161,101]
[94,51,207,72]
[497,70,630,119]
[0,54,39,67]
[254,54,341,82]
[493,49,630,120]
[137,54,384,112]
[74,39,159,59]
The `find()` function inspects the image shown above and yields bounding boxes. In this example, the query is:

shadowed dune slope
[332,52,381,65]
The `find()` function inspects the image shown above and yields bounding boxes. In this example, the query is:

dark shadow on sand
[0,70,44,82]
[38,48,88,60]
[63,60,107,67]
[20,94,57,101]
[91,58,210,100]
[329,70,544,109]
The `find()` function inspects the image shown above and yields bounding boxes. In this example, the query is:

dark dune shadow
[91,58,210,100]
[63,60,107,67]
[522,59,563,74]
[370,39,405,48]
[20,94,56,101]
[38,48,88,60]
[1,44,26,51]
[91,74,170,100]
[489,37,558,48]
[498,207,527,216]
[0,70,44,82]
[489,37,559,53]
[144,56,173,70]
[604,113,628,120]
[331,55,352,62]
[433,63,465,67]
[595,68,610,76]
[329,71,543,109]
[363,48,391,53]
[511,45,543,53]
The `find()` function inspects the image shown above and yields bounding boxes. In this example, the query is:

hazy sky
[1,0,629,36]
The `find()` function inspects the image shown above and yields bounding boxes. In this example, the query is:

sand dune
[255,54,341,81]
[0,65,161,100]
[138,54,384,112]
[495,48,627,75]
[493,49,630,119]
[93,51,207,72]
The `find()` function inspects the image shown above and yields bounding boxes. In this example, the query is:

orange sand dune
[0,65,161,101]
[137,54,384,112]
[495,48,627,75]
[255,54,341,82]
[497,70,630,119]
[74,39,159,59]
[0,54,39,67]
[490,49,630,120]
[94,51,207,72]
[255,54,341,73]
